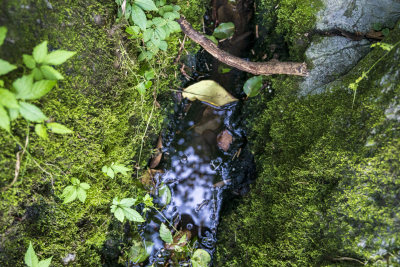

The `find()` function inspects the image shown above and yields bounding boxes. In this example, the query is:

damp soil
[134,0,256,266]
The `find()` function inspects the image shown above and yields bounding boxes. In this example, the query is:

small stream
[135,0,256,265]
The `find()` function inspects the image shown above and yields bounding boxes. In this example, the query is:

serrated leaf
[107,167,115,178]
[80,182,90,190]
[159,223,173,243]
[144,70,155,80]
[13,75,33,99]
[158,185,171,206]
[71,177,80,185]
[28,80,57,100]
[158,41,167,51]
[77,187,87,202]
[143,29,154,42]
[182,80,238,106]
[62,186,77,203]
[40,65,64,80]
[112,197,120,205]
[122,207,145,222]
[35,124,48,140]
[114,207,125,222]
[43,50,76,65]
[163,11,179,20]
[135,0,158,11]
[0,102,10,132]
[33,41,48,63]
[24,242,39,267]
[131,5,147,31]
[46,122,73,134]
[23,54,36,69]
[191,249,211,267]
[38,257,52,267]
[129,241,150,263]
[8,108,19,121]
[172,5,180,12]
[19,102,47,122]
[0,59,17,76]
[0,89,18,108]
[138,51,153,61]
[166,20,181,33]
[119,198,136,207]
[0,26,7,46]
[111,164,131,175]
[155,27,166,40]
[243,76,263,97]
[152,17,166,27]
[102,165,108,173]
[126,25,141,35]
[213,22,235,39]
[137,82,146,95]
[33,68,44,80]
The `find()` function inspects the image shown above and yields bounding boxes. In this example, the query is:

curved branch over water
[177,17,309,77]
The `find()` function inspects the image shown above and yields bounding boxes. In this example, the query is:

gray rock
[316,0,400,33]
[62,253,76,265]
[300,36,370,95]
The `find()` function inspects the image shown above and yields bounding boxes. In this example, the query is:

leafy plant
[128,240,154,263]
[61,178,91,203]
[159,222,173,243]
[243,76,263,97]
[136,69,155,95]
[102,162,132,179]
[191,249,211,267]
[110,197,145,222]
[158,184,171,206]
[212,22,235,40]
[24,242,52,267]
[116,0,182,61]
[372,22,390,36]
[0,26,75,136]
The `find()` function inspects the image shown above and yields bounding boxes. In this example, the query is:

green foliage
[110,197,145,222]
[212,22,235,40]
[159,222,173,243]
[24,242,52,267]
[243,76,263,97]
[129,240,154,263]
[102,162,132,178]
[61,178,91,203]
[0,31,75,136]
[116,0,182,61]
[158,184,171,205]
[191,249,211,267]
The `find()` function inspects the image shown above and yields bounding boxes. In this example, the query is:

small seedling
[61,178,90,203]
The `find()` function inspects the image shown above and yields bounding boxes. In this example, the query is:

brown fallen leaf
[165,229,192,250]
[149,134,163,168]
[366,30,384,40]
[217,129,233,152]
[140,168,164,187]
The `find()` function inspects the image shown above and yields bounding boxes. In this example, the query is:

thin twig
[174,35,187,64]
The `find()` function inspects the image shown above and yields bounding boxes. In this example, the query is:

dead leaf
[366,30,384,40]
[217,129,233,151]
[165,230,192,250]
[149,134,163,168]
[140,168,164,187]
[182,80,238,106]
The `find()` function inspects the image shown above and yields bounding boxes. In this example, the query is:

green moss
[0,0,205,266]
[215,21,400,267]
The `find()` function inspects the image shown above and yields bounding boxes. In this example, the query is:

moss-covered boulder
[215,7,400,267]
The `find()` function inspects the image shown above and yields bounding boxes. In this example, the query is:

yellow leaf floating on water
[182,80,238,107]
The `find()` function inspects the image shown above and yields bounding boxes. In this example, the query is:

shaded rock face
[300,36,370,95]
[316,0,400,33]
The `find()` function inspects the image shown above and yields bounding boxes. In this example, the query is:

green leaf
[46,122,73,134]
[182,80,238,106]
[126,25,141,35]
[61,185,77,203]
[0,89,19,108]
[135,0,158,11]
[166,20,181,33]
[23,54,36,69]
[114,207,125,222]
[102,165,108,173]
[155,27,166,40]
[33,41,48,63]
[19,102,47,122]
[35,124,48,140]
[0,80,3,87]
[77,187,87,202]
[143,29,154,42]
[145,80,152,89]
[213,22,235,39]
[191,249,211,267]
[382,28,390,36]
[8,108,19,121]
[79,182,90,190]
[0,26,7,46]
[40,65,64,80]
[129,241,152,263]
[43,50,76,65]
[136,82,146,95]
[119,198,136,207]
[243,76,263,97]
[178,234,187,244]
[144,70,155,80]
[33,68,44,80]
[71,178,80,185]
[163,11,179,20]
[125,3,132,20]
[111,164,131,175]
[28,80,57,100]
[131,5,147,31]
[107,167,115,178]
[172,5,180,12]
[122,207,145,222]
[158,184,171,206]
[159,223,173,243]
[0,104,10,132]
[38,257,52,267]
[24,242,39,267]
[0,59,17,76]
[138,51,153,61]
[13,75,33,99]
[206,35,218,45]
[152,17,166,27]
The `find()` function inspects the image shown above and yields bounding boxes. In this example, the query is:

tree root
[176,17,308,77]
